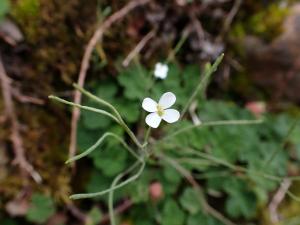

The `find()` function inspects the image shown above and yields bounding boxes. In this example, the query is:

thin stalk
[194,170,232,180]
[65,132,141,164]
[181,147,295,183]
[177,158,214,167]
[108,161,140,225]
[70,160,145,200]
[166,34,188,63]
[287,190,300,202]
[159,119,263,143]
[49,95,119,123]
[73,83,122,121]
[143,127,151,146]
[181,53,224,117]
[73,84,143,149]
[183,148,237,170]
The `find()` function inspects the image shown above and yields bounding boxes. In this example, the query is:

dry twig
[269,178,291,223]
[122,29,156,67]
[12,87,45,105]
[70,0,151,162]
[66,203,87,223]
[0,55,42,183]
[218,0,242,40]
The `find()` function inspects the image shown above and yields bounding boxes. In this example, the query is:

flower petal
[146,112,162,128]
[162,109,180,123]
[159,92,176,109]
[154,63,168,79]
[142,98,157,112]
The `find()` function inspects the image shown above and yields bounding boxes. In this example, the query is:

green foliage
[13,0,39,18]
[224,178,257,219]
[179,188,201,214]
[231,2,289,41]
[187,213,222,225]
[93,145,128,177]
[26,193,56,224]
[117,64,151,100]
[161,199,185,225]
[73,61,300,225]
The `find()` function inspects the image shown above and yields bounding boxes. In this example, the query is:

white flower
[142,92,180,128]
[154,63,168,79]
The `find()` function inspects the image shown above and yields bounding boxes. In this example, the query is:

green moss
[12,0,39,18]
[231,2,289,42]
[11,0,40,42]
[248,4,289,41]
[10,0,97,82]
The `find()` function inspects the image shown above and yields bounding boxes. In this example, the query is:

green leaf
[86,170,111,201]
[179,188,201,214]
[93,145,127,177]
[76,123,103,153]
[207,176,226,192]
[126,175,150,203]
[161,199,185,225]
[163,166,181,184]
[82,109,111,129]
[26,194,55,224]
[187,213,222,225]
[116,100,140,123]
[117,64,150,100]
[87,206,102,225]
[130,205,155,225]
[125,168,159,203]
[224,178,257,219]
[95,82,117,100]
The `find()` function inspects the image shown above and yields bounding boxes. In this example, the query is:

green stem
[108,161,140,225]
[49,95,119,123]
[181,147,293,182]
[65,132,141,164]
[166,34,188,63]
[159,119,263,143]
[70,160,145,200]
[287,190,300,202]
[73,84,143,149]
[143,127,151,145]
[181,53,224,117]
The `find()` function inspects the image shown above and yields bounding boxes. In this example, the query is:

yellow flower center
[157,105,164,117]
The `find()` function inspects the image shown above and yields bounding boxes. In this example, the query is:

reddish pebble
[149,181,163,201]
[245,101,266,117]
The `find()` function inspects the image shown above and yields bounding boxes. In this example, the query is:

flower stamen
[156,105,164,117]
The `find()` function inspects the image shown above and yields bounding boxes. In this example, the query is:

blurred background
[1,0,300,225]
